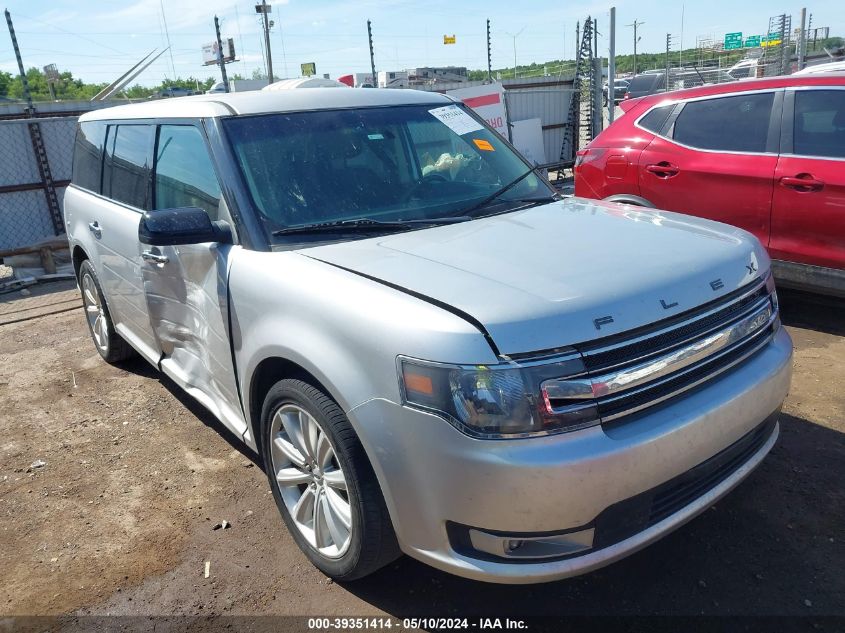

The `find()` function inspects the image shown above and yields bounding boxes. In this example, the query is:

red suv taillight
[575,150,588,170]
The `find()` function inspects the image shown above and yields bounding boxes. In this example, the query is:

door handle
[141,250,169,265]
[645,162,680,178]
[780,175,824,192]
[88,221,102,238]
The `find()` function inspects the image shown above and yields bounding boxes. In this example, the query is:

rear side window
[103,124,154,209]
[638,105,674,134]
[628,75,662,94]
[154,125,222,219]
[793,90,845,159]
[673,92,774,153]
[72,121,107,193]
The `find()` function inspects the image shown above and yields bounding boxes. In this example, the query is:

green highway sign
[744,35,761,47]
[724,32,743,50]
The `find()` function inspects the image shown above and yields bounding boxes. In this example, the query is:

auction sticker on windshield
[429,105,483,135]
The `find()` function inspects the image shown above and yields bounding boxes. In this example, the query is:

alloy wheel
[269,404,352,558]
[81,273,108,354]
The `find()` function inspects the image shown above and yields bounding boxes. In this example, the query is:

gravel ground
[0,280,842,628]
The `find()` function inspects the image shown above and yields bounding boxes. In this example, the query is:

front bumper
[348,327,793,584]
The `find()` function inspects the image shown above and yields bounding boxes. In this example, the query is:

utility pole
[797,7,807,70]
[627,20,644,75]
[367,20,376,87]
[256,0,273,84]
[665,33,672,91]
[608,7,616,124]
[594,17,598,59]
[807,13,814,51]
[5,9,64,235]
[214,15,230,93]
[576,21,580,60]
[5,9,33,112]
[486,19,492,82]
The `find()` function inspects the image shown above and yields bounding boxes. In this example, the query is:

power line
[11,12,126,54]
[159,0,178,79]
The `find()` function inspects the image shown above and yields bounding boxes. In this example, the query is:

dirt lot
[0,280,843,626]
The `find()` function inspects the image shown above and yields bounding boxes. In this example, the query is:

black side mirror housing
[139,207,232,246]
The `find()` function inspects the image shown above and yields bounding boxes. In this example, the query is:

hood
[302,199,768,356]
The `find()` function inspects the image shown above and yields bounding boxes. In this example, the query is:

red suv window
[793,90,845,158]
[673,93,774,152]
[638,104,675,134]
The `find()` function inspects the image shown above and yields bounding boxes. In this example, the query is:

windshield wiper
[272,216,471,236]
[457,169,551,217]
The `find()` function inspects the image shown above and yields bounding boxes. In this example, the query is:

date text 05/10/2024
[307,617,529,630]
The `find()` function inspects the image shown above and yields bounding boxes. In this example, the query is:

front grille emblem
[660,299,679,310]
[593,316,614,330]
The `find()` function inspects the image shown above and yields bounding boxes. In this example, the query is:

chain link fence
[0,103,98,253]
[0,115,78,251]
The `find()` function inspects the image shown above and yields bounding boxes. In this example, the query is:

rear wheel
[78,260,136,363]
[260,378,400,580]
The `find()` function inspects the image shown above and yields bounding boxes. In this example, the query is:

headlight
[765,270,780,330]
[398,355,599,439]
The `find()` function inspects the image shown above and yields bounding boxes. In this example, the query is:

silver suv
[64,88,792,583]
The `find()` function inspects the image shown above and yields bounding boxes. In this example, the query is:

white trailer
[377,71,409,89]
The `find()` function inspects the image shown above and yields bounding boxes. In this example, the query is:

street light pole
[627,19,644,75]
[509,27,526,79]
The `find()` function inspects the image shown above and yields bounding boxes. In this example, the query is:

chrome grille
[542,276,778,425]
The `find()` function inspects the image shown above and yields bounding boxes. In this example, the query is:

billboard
[202,38,236,66]
[301,62,316,76]
[43,64,60,81]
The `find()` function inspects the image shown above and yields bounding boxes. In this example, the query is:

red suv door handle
[780,175,824,192]
[645,162,680,178]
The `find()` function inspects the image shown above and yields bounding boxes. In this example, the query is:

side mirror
[139,207,232,246]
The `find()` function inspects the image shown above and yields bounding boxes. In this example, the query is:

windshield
[222,104,552,240]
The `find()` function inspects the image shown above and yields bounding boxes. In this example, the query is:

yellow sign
[443,35,456,45]
[761,39,781,48]
[301,62,316,76]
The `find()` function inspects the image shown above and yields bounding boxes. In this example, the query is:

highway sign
[744,35,761,47]
[724,32,743,50]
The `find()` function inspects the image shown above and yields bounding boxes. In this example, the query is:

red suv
[575,75,845,297]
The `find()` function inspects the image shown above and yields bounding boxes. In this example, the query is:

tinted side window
[72,121,107,193]
[793,90,845,159]
[104,124,153,209]
[673,92,774,153]
[639,105,674,134]
[154,125,221,219]
[628,74,662,95]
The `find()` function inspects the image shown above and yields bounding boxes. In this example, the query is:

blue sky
[1,0,841,86]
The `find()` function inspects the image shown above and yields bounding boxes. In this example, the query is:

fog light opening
[467,527,595,561]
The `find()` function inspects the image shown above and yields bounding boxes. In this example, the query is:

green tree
[0,71,12,98]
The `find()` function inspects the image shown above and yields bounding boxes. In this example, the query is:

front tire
[78,260,136,364]
[260,378,400,580]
